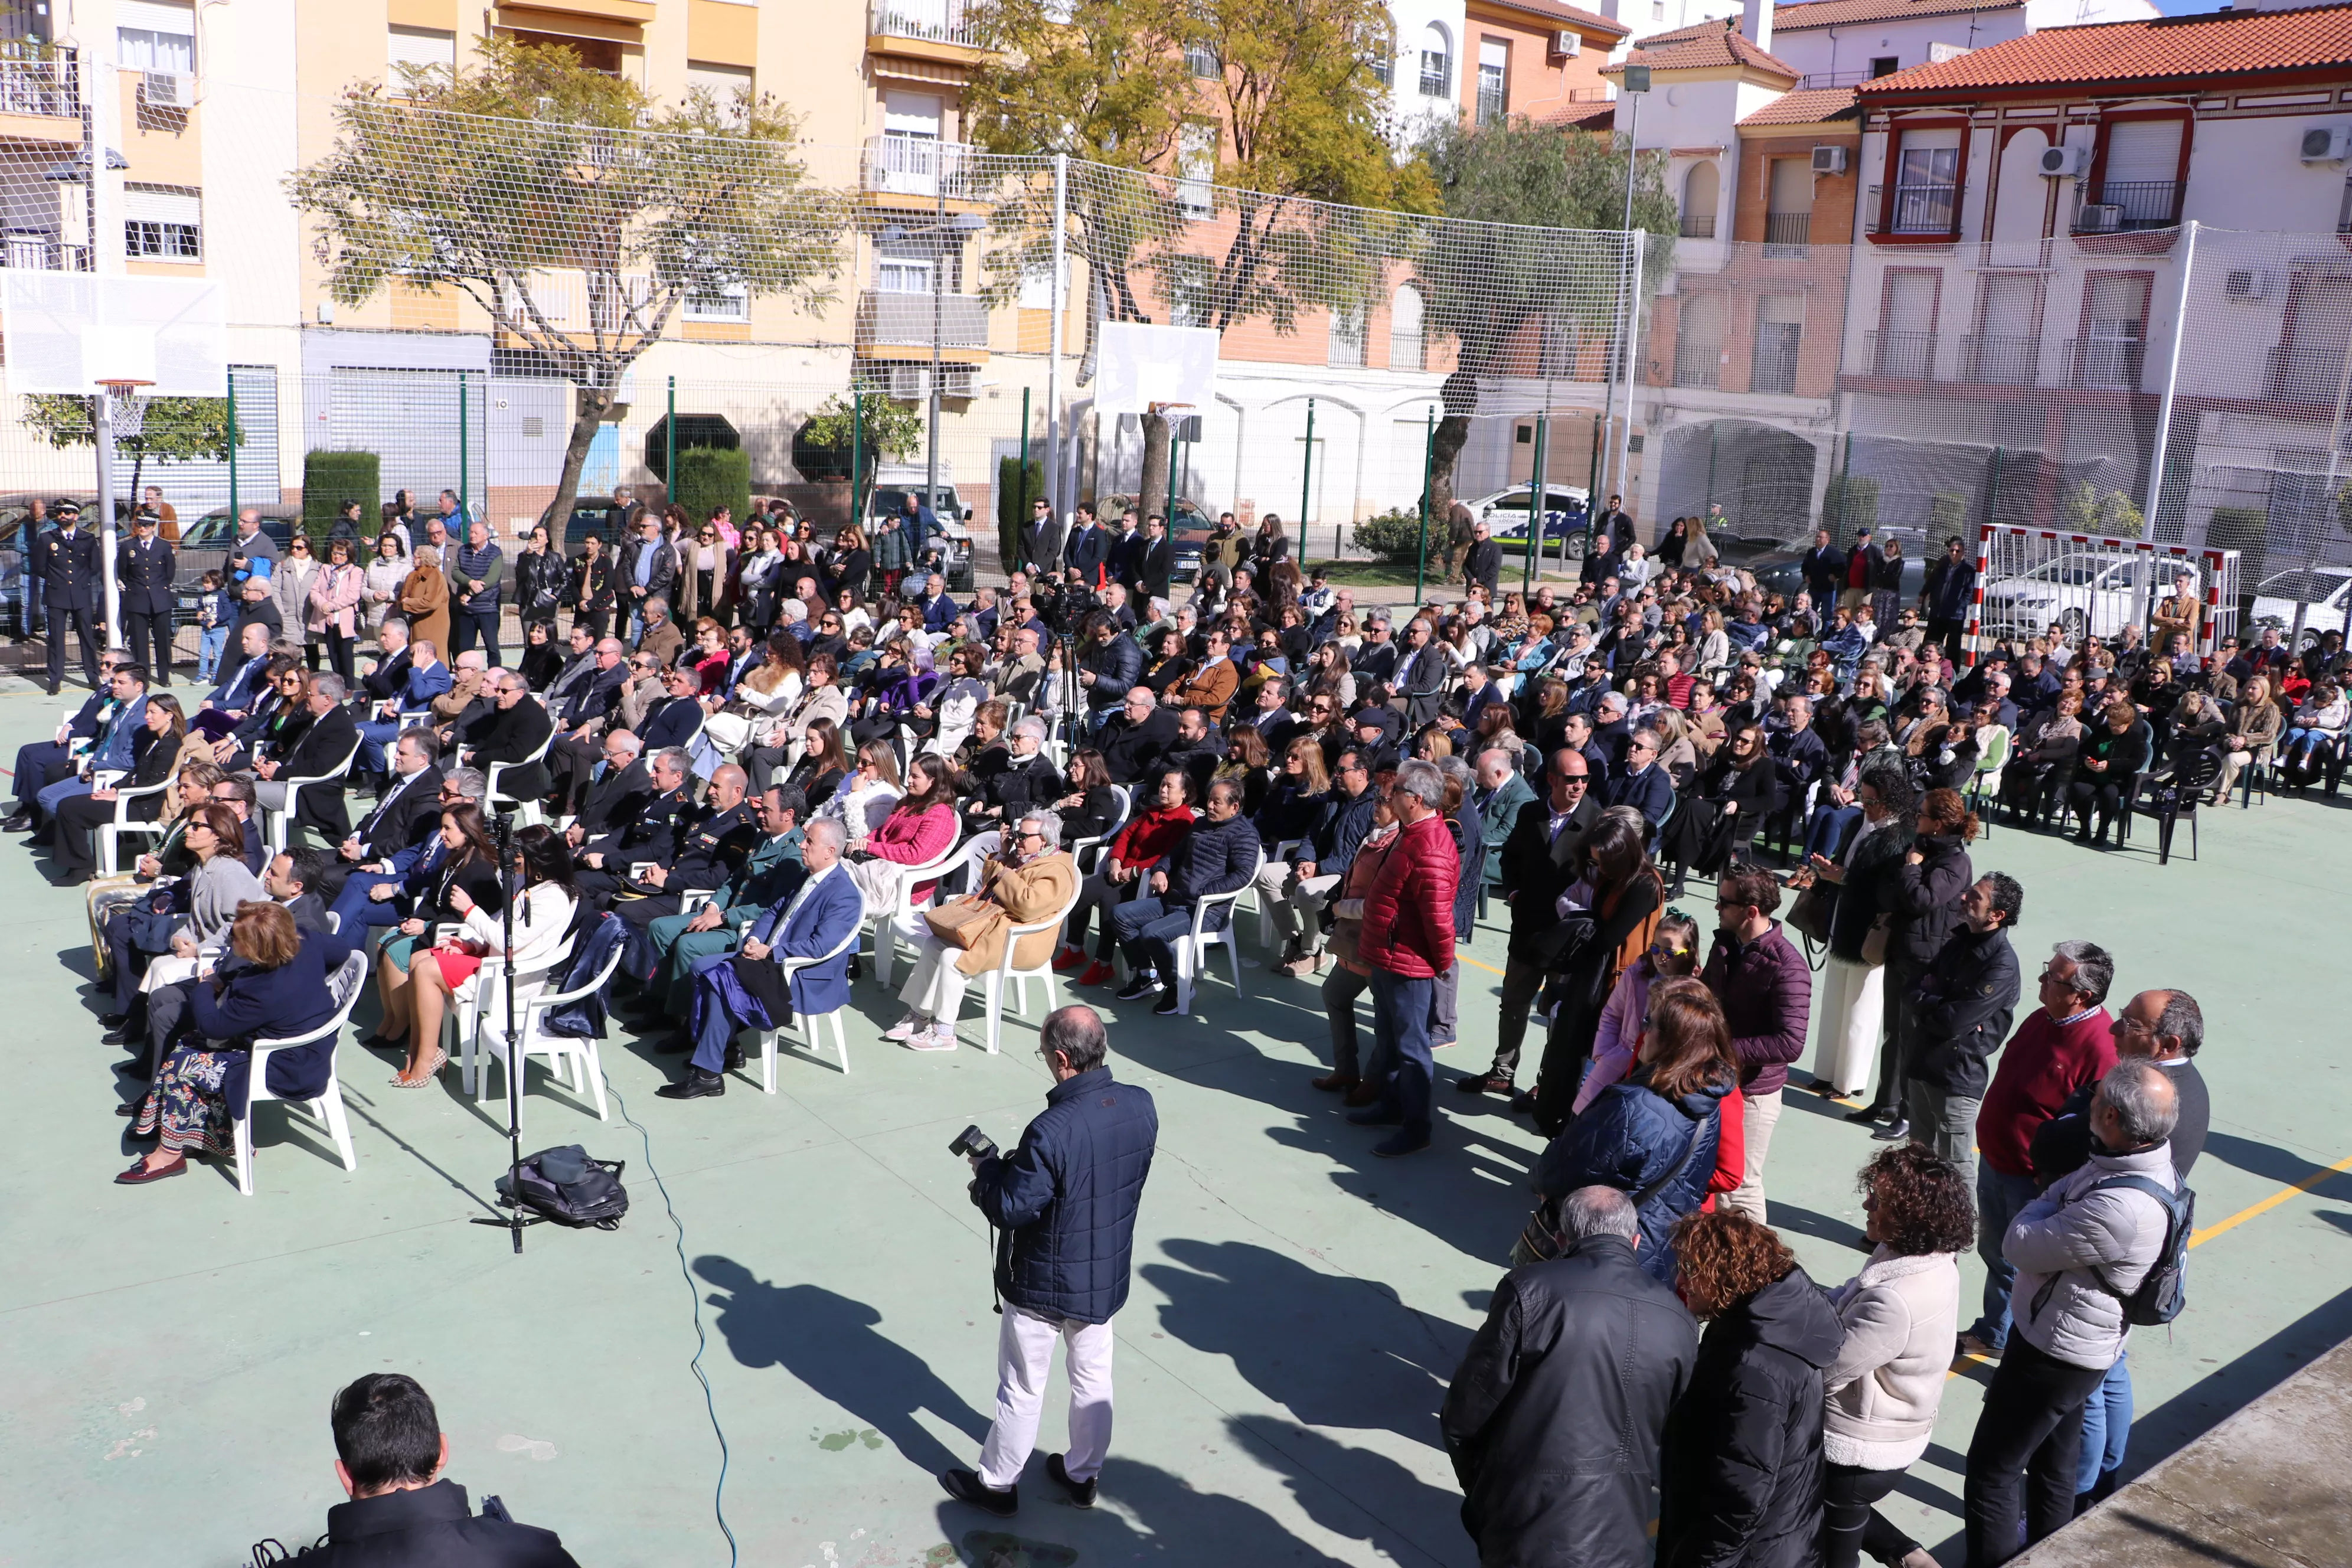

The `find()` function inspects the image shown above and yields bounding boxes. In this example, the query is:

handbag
[924,893,1006,950]
[1860,912,1894,967]
[1786,877,1834,945]
[1514,1106,1713,1266]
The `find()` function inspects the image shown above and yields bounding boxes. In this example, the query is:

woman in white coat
[1821,1143,1971,1568]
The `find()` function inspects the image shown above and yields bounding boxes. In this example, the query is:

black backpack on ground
[496,1145,629,1230]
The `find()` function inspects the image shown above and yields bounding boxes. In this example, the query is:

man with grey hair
[331,765,487,933]
[1348,760,1459,1157]
[1442,1185,1698,1567]
[456,667,555,803]
[253,669,363,843]
[1110,777,1259,1015]
[574,744,694,906]
[1966,1059,2183,1566]
[890,809,1074,1051]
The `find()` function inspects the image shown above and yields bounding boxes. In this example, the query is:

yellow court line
[2190,1150,2352,1248]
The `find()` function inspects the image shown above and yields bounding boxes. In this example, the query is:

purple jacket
[1700,922,1812,1097]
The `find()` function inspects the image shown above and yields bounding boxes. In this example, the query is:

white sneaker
[904,1024,958,1053]
[884,1012,926,1041]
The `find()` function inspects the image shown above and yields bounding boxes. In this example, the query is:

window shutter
[388,26,456,73]
[122,186,200,226]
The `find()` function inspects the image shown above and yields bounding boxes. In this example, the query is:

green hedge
[302,450,380,538]
[672,446,752,531]
[1929,491,1968,544]
[1823,473,1879,544]
[997,454,1043,572]
[1354,507,1429,564]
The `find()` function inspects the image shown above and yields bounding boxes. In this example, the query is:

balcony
[1390,328,1425,373]
[1673,338,1722,389]
[1874,181,1960,237]
[2066,337,2144,391]
[2,228,89,272]
[1679,213,1716,240]
[2266,344,2352,404]
[1476,81,1506,128]
[1867,329,1938,380]
[857,288,990,352]
[869,0,980,49]
[2072,181,2180,234]
[1763,211,1811,255]
[1964,334,2039,386]
[0,41,76,121]
[860,134,986,202]
[1750,341,1802,395]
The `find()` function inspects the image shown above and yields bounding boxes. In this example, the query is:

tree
[21,393,241,509]
[1409,117,1677,508]
[2060,478,2142,539]
[288,39,847,534]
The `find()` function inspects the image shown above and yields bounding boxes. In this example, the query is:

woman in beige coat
[888,810,1076,1052]
[1820,1143,1971,1568]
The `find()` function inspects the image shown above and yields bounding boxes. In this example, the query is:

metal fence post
[850,388,864,530]
[1046,152,1067,518]
[457,371,469,524]
[1416,407,1434,604]
[2142,218,2197,541]
[225,371,239,522]
[665,376,678,509]
[1299,397,1315,555]
[1524,413,1549,594]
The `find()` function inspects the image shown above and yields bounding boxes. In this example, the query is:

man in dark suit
[458,670,556,804]
[1107,516,1146,594]
[1458,749,1602,1097]
[639,664,707,753]
[329,767,482,934]
[1801,527,1847,615]
[31,501,103,694]
[1138,514,1175,603]
[570,731,655,842]
[339,731,444,865]
[1390,618,1452,729]
[1065,504,1108,586]
[1353,615,1401,687]
[254,672,362,843]
[1020,496,1065,576]
[1601,727,1675,831]
[4,651,123,829]
[1099,686,1180,785]
[116,512,177,685]
[574,747,696,907]
[546,635,632,808]
[615,763,760,936]
[1246,677,1302,757]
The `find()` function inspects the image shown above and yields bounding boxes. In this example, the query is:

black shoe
[100,1028,128,1048]
[1046,1453,1096,1509]
[0,814,28,834]
[356,1033,400,1053]
[1843,1103,1888,1125]
[655,1068,726,1100]
[939,1468,1017,1517]
[1115,974,1162,1002]
[1871,1116,1912,1141]
[654,1031,694,1056]
[723,1042,746,1072]
[1346,1105,1403,1127]
[115,1100,138,1118]
[1151,990,1181,1015]
[97,1012,129,1030]
[1456,1072,1513,1096]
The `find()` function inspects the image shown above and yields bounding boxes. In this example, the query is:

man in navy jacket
[1109,778,1259,1014]
[942,1004,1157,1517]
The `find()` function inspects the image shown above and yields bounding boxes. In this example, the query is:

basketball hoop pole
[92,381,147,656]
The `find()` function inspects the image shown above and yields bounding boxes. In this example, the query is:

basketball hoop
[96,378,153,439]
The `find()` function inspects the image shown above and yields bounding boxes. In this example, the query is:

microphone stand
[472,809,541,1251]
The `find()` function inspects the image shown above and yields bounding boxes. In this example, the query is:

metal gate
[1966,524,2239,664]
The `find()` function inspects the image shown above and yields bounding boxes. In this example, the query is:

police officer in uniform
[117,510,178,685]
[32,501,103,694]
[611,763,762,939]
[571,746,698,909]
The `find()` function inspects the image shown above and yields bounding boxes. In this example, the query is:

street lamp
[877,209,988,522]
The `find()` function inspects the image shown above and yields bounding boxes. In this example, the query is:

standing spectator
[1965,1060,2182,1568]
[1655,1209,1843,1568]
[1903,872,2025,1186]
[290,1373,582,1566]
[116,509,177,685]
[400,547,452,661]
[450,520,505,665]
[1348,759,1459,1158]
[1459,750,1599,1099]
[1921,536,1977,661]
[364,530,410,635]
[618,511,677,642]
[1442,1186,1698,1568]
[309,536,367,685]
[941,1005,1158,1516]
[1802,527,1848,613]
[1961,940,2116,1360]
[1821,1145,1974,1568]
[513,522,567,641]
[1853,788,1976,1141]
[1806,764,1914,1097]
[1464,519,1502,600]
[1701,864,1812,1221]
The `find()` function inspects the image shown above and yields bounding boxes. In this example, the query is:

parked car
[2249,565,2352,649]
[172,505,302,612]
[1978,549,2196,644]
[865,484,975,590]
[1469,485,1589,554]
[0,492,96,638]
[1747,524,1929,613]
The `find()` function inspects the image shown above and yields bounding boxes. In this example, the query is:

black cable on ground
[605,1071,738,1568]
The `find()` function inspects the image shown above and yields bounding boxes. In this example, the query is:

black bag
[496,1144,630,1229]
[2089,1174,2194,1326]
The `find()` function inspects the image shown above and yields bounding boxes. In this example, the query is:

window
[1186,41,1220,78]
[1164,254,1213,329]
[685,61,754,112]
[1765,158,1813,251]
[118,1,195,73]
[1327,305,1367,367]
[2078,272,2148,389]
[1178,121,1216,221]
[1476,40,1508,127]
[387,26,455,80]
[1365,9,1394,88]
[2094,117,2183,230]
[123,185,200,262]
[1874,270,1938,377]
[1418,22,1451,99]
[875,250,935,295]
[1674,293,1726,388]
[1390,283,1425,371]
[1753,295,1804,393]
[1969,273,2041,384]
[1889,132,1960,234]
[1680,161,1719,239]
[1870,55,1900,77]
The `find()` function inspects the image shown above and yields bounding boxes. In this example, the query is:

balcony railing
[1390,328,1425,373]
[1763,211,1811,253]
[1964,334,2039,386]
[2266,344,2352,403]
[1867,329,1938,380]
[1750,341,1802,395]
[2073,181,2180,234]
[1876,182,1960,236]
[3,228,89,272]
[2067,336,2144,391]
[0,40,74,117]
[1680,213,1716,239]
[1476,83,1506,127]
[857,289,990,350]
[1418,59,1450,97]
[860,134,984,200]
[1673,338,1722,388]
[869,0,979,48]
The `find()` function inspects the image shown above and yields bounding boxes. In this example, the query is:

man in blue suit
[1602,727,1676,833]
[659,816,862,1099]
[4,648,126,829]
[31,662,146,831]
[329,767,484,933]
[354,635,455,776]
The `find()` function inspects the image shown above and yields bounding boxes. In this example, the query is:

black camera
[949,1124,998,1162]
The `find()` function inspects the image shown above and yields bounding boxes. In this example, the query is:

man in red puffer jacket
[1351,759,1460,1157]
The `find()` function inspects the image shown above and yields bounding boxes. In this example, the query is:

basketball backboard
[1,272,227,397]
[1096,322,1218,416]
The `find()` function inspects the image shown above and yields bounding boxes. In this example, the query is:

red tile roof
[1765,0,2023,34]
[1563,102,1619,130]
[1605,19,1803,80]
[1857,1,2352,95]
[1470,0,1632,38]
[1737,85,1862,126]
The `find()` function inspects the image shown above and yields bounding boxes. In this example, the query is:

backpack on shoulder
[496,1144,630,1230]
[2088,1173,2194,1326]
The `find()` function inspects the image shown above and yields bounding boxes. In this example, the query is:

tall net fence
[0,77,2347,646]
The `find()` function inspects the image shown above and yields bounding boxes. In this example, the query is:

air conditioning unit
[2223,267,2273,302]
[142,71,192,109]
[2301,125,2352,162]
[2078,203,2124,233]
[2039,143,2088,177]
[887,365,928,400]
[939,364,979,398]
[1811,145,1848,175]
[1551,28,1582,56]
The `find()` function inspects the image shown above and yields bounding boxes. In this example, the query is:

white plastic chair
[265,736,362,854]
[458,933,579,1099]
[471,939,624,1128]
[742,920,863,1089]
[1066,784,1130,874]
[865,831,968,987]
[485,728,556,828]
[968,877,1083,1055]
[1253,837,1304,954]
[234,950,368,1196]
[96,776,177,876]
[1171,844,1263,1017]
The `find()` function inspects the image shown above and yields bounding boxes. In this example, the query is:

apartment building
[1636,0,2157,91]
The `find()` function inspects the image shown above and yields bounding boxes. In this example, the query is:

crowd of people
[18,491,2233,1564]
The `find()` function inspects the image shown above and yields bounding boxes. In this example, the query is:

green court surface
[1,684,2346,1568]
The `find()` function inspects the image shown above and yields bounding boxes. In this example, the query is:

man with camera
[940,1004,1159,1516]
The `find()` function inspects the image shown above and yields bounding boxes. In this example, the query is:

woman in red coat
[1352,759,1459,1157]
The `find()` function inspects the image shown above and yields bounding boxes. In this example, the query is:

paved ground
[1,677,2348,1568]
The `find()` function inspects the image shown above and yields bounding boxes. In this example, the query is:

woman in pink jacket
[1574,910,1702,1114]
[845,753,962,969]
[306,536,368,684]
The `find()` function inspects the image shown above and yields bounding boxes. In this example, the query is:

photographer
[940,1004,1159,1517]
